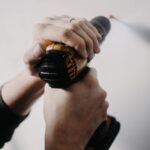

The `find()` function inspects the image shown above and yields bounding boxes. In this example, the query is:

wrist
[45,128,84,150]
[1,70,45,116]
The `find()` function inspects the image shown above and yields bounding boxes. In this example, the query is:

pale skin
[1,45,45,116]
[44,69,108,150]
[1,15,108,149]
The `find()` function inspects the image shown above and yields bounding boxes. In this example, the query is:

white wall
[0,0,150,150]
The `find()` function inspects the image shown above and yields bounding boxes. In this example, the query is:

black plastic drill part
[90,16,111,42]
[86,116,121,150]
[37,16,111,88]
[37,50,90,88]
[37,50,72,88]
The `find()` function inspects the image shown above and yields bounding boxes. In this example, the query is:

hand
[23,43,46,76]
[24,15,101,76]
[44,68,108,150]
[34,15,101,60]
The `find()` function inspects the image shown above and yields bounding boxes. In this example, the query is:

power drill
[37,16,120,150]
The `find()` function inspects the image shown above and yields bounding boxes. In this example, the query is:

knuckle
[87,74,97,87]
[34,23,46,31]
[87,33,97,44]
[97,94,105,103]
[92,34,97,41]
[76,20,84,26]
[70,23,79,31]
[90,68,97,75]
[82,18,87,22]
[74,39,85,50]
[100,89,107,99]
[102,102,109,116]
[61,28,71,38]
[79,18,87,23]
[91,75,98,85]
[89,68,97,80]
[87,38,93,49]
[33,24,46,39]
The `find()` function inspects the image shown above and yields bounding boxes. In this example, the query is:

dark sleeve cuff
[0,85,29,148]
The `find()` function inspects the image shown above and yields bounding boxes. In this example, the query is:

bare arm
[33,15,103,150]
[1,70,45,116]
[44,68,108,150]
[1,43,46,116]
[0,31,48,148]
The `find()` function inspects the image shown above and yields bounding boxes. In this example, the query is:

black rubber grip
[86,116,120,150]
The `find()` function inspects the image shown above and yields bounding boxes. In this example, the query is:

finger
[95,100,109,125]
[101,101,109,119]
[69,23,94,59]
[44,19,95,60]
[38,17,100,60]
[41,15,72,24]
[80,21,101,54]
[61,29,88,58]
[25,64,37,75]
[70,18,100,60]
[34,24,87,58]
[82,67,98,87]
[34,24,64,48]
[84,19,101,39]
[73,17,101,38]
[24,44,45,65]
[93,100,109,126]
[90,68,97,78]
[96,89,107,107]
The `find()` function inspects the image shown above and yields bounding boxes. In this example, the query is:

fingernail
[95,46,100,53]
[97,34,102,42]
[89,53,94,60]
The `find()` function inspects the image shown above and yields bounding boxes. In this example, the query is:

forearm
[45,134,84,150]
[1,69,45,116]
[44,118,85,150]
[45,143,83,150]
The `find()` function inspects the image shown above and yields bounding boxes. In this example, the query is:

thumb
[24,43,45,65]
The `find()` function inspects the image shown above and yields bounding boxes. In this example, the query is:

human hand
[34,15,101,60]
[24,15,101,77]
[23,43,45,76]
[43,68,108,150]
